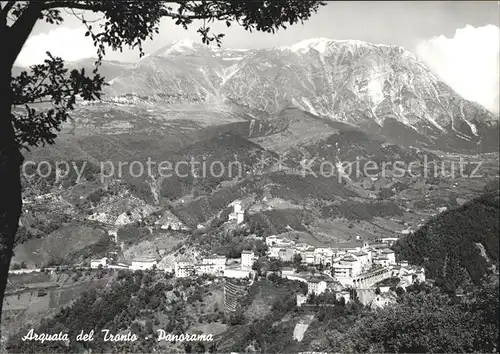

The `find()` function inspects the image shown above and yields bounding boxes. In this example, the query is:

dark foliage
[6,270,200,353]
[394,190,499,291]
[334,283,499,353]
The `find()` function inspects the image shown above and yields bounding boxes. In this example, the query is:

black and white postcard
[0,1,498,353]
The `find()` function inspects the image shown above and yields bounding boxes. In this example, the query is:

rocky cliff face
[98,38,498,151]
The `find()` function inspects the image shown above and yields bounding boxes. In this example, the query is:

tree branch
[41,1,99,12]
[0,0,15,29]
[41,1,229,20]
[0,1,16,17]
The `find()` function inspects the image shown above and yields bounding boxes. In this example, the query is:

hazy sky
[14,1,500,113]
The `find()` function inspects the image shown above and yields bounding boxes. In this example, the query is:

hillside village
[11,160,497,349]
[85,200,425,307]
[6,184,498,354]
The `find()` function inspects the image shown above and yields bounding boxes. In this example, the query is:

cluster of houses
[174,255,227,278]
[295,259,425,307]
[391,260,426,288]
[296,276,352,307]
[91,232,424,294]
[266,235,425,288]
[163,200,249,279]
[89,197,425,308]
[90,256,158,271]
[174,250,257,279]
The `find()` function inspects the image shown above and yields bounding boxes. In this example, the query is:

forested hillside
[297,282,499,353]
[394,188,499,291]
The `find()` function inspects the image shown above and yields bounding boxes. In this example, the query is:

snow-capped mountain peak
[286,37,333,53]
[154,39,199,56]
[172,39,195,49]
[103,36,498,152]
[281,37,405,54]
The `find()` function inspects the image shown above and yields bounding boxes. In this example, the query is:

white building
[314,248,334,266]
[332,263,354,281]
[296,293,308,307]
[340,255,362,275]
[90,257,108,269]
[175,260,195,278]
[265,235,278,247]
[332,254,363,286]
[353,251,371,271]
[393,263,426,285]
[303,251,315,265]
[228,200,245,224]
[197,255,227,275]
[265,235,295,248]
[307,278,327,296]
[130,258,157,271]
[373,255,391,267]
[379,237,400,246]
[174,255,227,277]
[203,255,226,271]
[108,229,118,243]
[379,249,396,264]
[196,263,216,275]
[241,251,255,270]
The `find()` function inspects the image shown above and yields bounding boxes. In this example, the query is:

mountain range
[69,37,499,152]
[13,37,499,154]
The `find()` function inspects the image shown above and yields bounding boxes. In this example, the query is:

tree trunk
[0,68,22,341]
